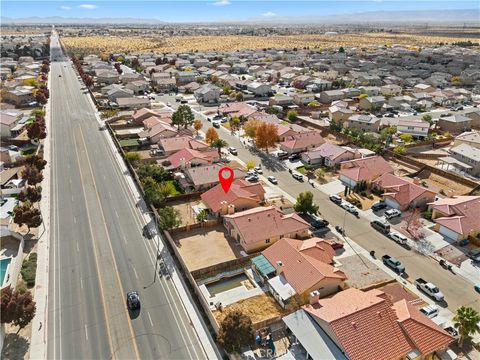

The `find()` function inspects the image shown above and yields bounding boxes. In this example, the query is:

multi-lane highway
[47,34,212,359]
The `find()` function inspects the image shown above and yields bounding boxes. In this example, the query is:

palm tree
[453,306,480,347]
[212,138,228,158]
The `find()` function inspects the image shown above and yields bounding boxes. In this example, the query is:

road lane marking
[132,266,138,279]
[76,241,79,252]
[73,216,77,224]
[147,311,153,327]
[71,195,74,202]
[80,278,84,289]
[84,325,88,341]
[114,209,119,219]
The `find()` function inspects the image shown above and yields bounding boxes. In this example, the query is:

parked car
[126,291,140,310]
[371,219,390,234]
[475,284,480,293]
[212,121,220,128]
[329,194,342,204]
[267,176,278,184]
[389,232,408,245]
[288,153,301,162]
[385,209,402,219]
[254,166,262,174]
[415,278,444,302]
[467,248,480,260]
[276,150,289,159]
[207,117,212,122]
[443,326,459,339]
[382,254,405,273]
[419,305,439,319]
[220,117,228,123]
[371,202,387,212]
[8,145,19,152]
[228,147,238,155]
[166,102,171,107]
[292,172,304,181]
[246,175,259,182]
[300,213,328,230]
[341,202,359,216]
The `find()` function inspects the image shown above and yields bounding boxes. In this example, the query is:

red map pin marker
[219,167,234,193]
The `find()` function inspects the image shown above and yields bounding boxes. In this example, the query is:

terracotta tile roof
[218,102,257,118]
[306,143,354,162]
[373,173,436,209]
[140,121,177,139]
[393,300,454,355]
[224,206,310,245]
[429,196,480,235]
[304,288,412,360]
[339,156,393,182]
[280,131,325,151]
[262,238,346,294]
[166,148,218,168]
[201,179,265,213]
[185,164,246,187]
[159,136,209,152]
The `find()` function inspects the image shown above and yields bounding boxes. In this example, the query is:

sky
[1,1,478,22]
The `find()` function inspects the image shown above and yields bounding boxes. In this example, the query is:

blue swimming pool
[1,258,12,286]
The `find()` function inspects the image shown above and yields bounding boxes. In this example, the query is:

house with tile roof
[454,131,480,149]
[163,148,219,170]
[158,136,209,155]
[301,143,356,167]
[256,238,346,308]
[184,164,246,191]
[279,131,325,155]
[339,156,394,188]
[138,119,178,143]
[428,195,480,241]
[372,173,436,211]
[131,108,166,125]
[218,102,257,119]
[343,114,381,133]
[224,206,310,253]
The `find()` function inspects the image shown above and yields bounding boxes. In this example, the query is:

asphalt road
[47,35,209,359]
[193,109,480,312]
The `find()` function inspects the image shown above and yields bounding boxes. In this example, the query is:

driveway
[318,179,344,196]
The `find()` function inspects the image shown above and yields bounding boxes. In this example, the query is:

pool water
[0,258,12,286]
[206,273,249,296]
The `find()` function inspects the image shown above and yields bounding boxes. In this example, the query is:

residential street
[192,108,480,313]
[47,35,210,359]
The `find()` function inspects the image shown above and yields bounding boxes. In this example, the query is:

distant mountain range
[1,9,478,25]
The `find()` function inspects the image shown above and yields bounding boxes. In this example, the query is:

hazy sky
[2,1,478,22]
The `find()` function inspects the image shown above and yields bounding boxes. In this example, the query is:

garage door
[385,198,400,210]
[439,226,460,241]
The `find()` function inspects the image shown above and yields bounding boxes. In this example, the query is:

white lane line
[108,191,112,199]
[71,195,74,202]
[103,174,106,180]
[76,241,79,252]
[132,266,138,279]
[123,235,127,245]
[80,278,84,289]
[147,311,153,327]
[114,209,119,219]
[73,216,77,224]
[84,324,88,341]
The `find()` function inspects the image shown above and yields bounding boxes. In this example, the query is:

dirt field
[173,225,240,271]
[63,32,480,56]
[415,168,474,195]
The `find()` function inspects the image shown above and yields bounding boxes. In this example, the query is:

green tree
[222,85,231,95]
[141,177,166,207]
[314,168,326,180]
[293,191,319,214]
[158,206,182,230]
[380,126,397,141]
[287,110,298,122]
[339,46,345,53]
[137,164,169,182]
[235,92,244,101]
[399,133,413,143]
[393,146,407,155]
[329,120,343,132]
[0,286,36,333]
[217,311,254,354]
[358,93,369,99]
[125,152,140,163]
[212,138,228,157]
[229,116,241,132]
[196,209,208,222]
[453,306,480,347]
[422,114,433,124]
[172,104,195,129]
[243,119,259,139]
[158,181,177,199]
[245,160,255,170]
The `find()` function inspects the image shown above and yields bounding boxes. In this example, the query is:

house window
[266,239,271,244]
[408,126,415,130]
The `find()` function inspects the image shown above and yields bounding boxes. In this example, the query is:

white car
[341,202,359,215]
[254,166,262,174]
[166,102,171,107]
[385,209,402,219]
[389,232,408,245]
[419,305,439,319]
[267,176,278,184]
[228,147,238,155]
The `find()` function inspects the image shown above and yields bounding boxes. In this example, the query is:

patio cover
[251,255,275,277]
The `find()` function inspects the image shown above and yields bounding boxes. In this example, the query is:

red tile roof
[304,288,413,360]
[429,196,480,236]
[186,164,246,187]
[224,206,310,245]
[218,102,257,118]
[339,156,393,183]
[262,238,346,294]
[280,131,325,151]
[201,179,264,213]
[159,136,209,153]
[166,148,218,168]
[393,300,454,355]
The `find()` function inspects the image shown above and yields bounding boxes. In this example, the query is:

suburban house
[359,96,386,111]
[380,84,402,96]
[301,143,356,167]
[131,108,168,125]
[107,88,134,102]
[163,148,219,170]
[299,288,453,360]
[125,80,149,95]
[96,70,119,85]
[343,114,380,132]
[152,74,177,92]
[293,93,315,106]
[438,115,472,134]
[184,164,246,191]
[201,179,265,216]
[218,102,257,119]
[413,83,435,93]
[339,156,394,188]
[158,136,209,155]
[3,87,34,106]
[253,238,346,308]
[269,95,294,107]
[0,110,23,138]
[319,90,344,104]
[397,119,430,139]
[139,120,178,143]
[429,195,480,241]
[329,106,354,123]
[448,143,480,177]
[372,173,436,210]
[280,131,325,154]
[116,97,151,110]
[454,131,480,149]
[223,206,310,253]
[194,83,222,104]
[247,82,272,97]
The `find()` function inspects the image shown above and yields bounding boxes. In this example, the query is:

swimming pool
[0,258,12,286]
[205,273,250,296]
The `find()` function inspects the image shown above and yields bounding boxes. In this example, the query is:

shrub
[393,146,406,155]
[125,152,140,162]
[21,253,37,287]
[368,194,374,200]
[287,110,298,122]
[422,211,432,220]
[439,189,446,195]
[360,191,367,197]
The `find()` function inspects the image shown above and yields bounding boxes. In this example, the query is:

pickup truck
[415,278,444,301]
[382,254,405,273]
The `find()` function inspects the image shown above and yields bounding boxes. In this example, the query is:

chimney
[227,204,235,215]
[309,290,320,305]
[275,261,283,276]
[180,157,186,169]
[413,177,421,185]
[220,201,228,215]
[446,189,455,198]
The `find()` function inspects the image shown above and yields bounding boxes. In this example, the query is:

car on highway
[58,74,62,77]
[341,202,359,216]
[385,209,402,219]
[228,147,238,155]
[389,232,408,245]
[267,176,278,184]
[371,202,388,212]
[254,166,262,174]
[126,291,140,310]
[212,121,220,128]
[292,172,304,181]
[419,304,439,319]
[329,194,342,204]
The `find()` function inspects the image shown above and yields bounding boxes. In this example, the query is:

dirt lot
[414,168,474,195]
[173,225,241,271]
[341,191,382,210]
[171,200,204,226]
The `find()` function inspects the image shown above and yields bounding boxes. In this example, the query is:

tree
[18,186,42,203]
[245,160,255,170]
[83,74,94,88]
[287,110,298,122]
[31,109,45,118]
[1,286,36,333]
[229,116,241,133]
[453,306,480,347]
[393,146,406,155]
[380,126,397,141]
[205,127,219,145]
[158,206,182,230]
[158,181,176,199]
[172,104,195,129]
[125,152,140,163]
[22,165,43,186]
[358,93,369,99]
[25,155,47,172]
[255,123,278,152]
[196,209,208,222]
[212,138,228,157]
[293,191,319,214]
[141,177,166,207]
[339,46,345,53]
[137,164,169,183]
[329,120,343,132]
[217,311,253,354]
[243,119,259,139]
[235,92,244,101]
[155,57,163,66]
[27,119,47,141]
[193,119,203,135]
[35,91,47,105]
[314,168,326,180]
[13,203,42,232]
[422,114,433,124]
[399,133,413,143]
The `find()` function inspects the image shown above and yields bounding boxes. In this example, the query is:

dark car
[371,202,388,211]
[288,153,301,162]
[127,291,140,310]
[300,213,328,230]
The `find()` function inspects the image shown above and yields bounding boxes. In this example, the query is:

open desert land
[61,32,480,56]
